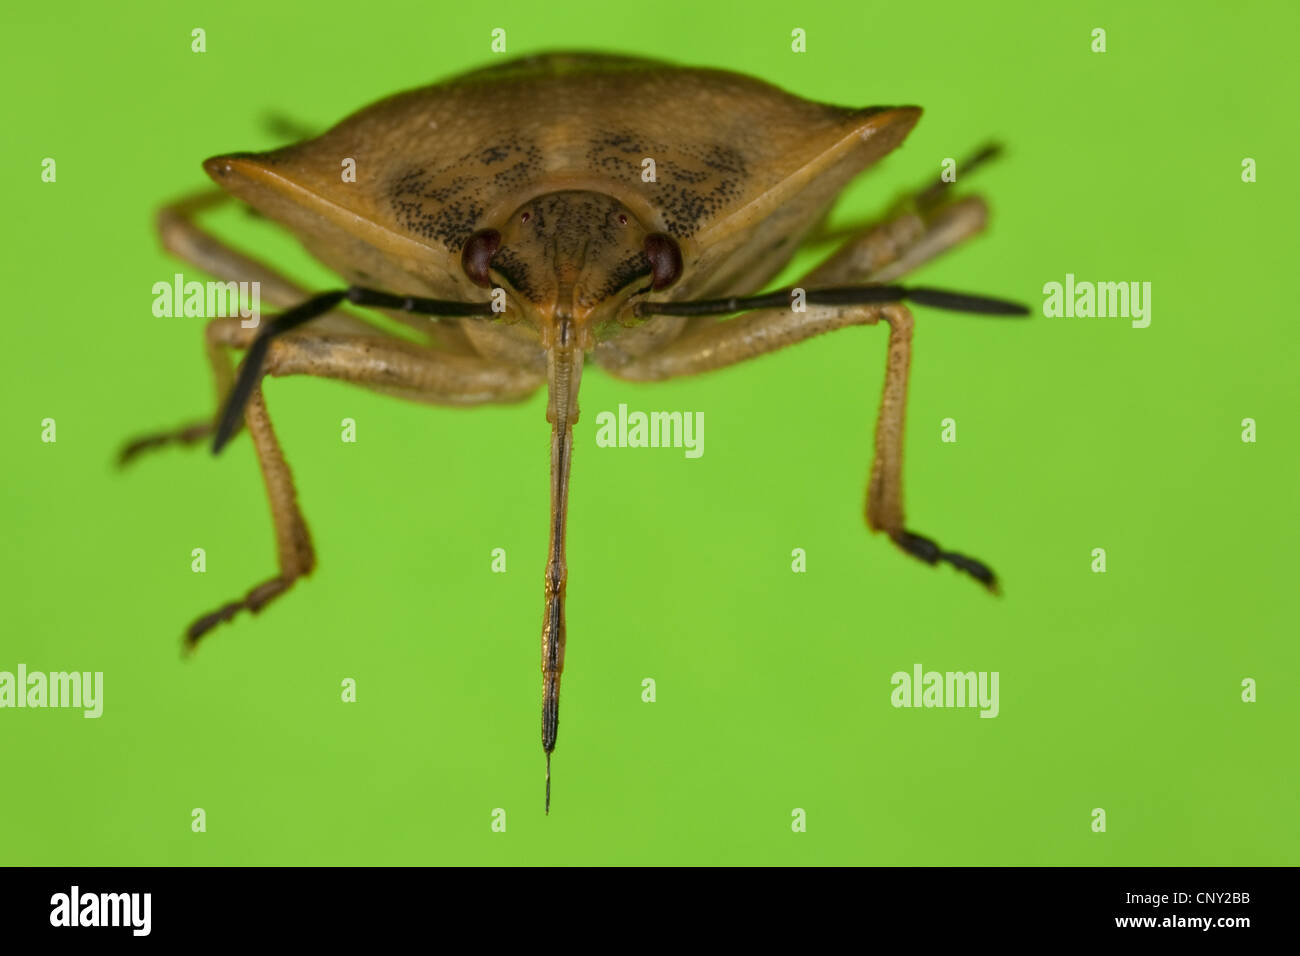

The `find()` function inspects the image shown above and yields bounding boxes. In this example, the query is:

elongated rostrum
[124,52,1030,812]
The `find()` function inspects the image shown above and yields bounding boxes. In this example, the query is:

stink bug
[123,52,1029,811]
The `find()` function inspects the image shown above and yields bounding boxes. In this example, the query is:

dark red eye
[461,229,501,287]
[643,233,682,290]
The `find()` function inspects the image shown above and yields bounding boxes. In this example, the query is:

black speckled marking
[533,192,619,247]
[492,246,535,300]
[584,130,750,238]
[593,251,653,301]
[389,126,751,247]
[387,139,543,250]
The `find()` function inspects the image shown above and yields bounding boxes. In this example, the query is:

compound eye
[461,229,501,287]
[643,233,682,291]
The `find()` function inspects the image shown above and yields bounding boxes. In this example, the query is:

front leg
[181,329,543,649]
[863,305,997,590]
[185,382,314,648]
[603,300,998,590]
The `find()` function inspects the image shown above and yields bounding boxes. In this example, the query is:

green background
[2,0,1295,865]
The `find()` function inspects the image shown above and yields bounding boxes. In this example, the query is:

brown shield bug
[123,52,1029,811]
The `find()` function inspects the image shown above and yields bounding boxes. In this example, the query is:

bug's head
[460,191,681,347]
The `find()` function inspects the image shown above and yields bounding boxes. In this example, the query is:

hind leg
[120,190,385,464]
[802,143,1003,286]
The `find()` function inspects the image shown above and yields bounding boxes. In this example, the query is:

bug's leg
[156,192,478,349]
[118,419,215,465]
[257,330,544,405]
[118,318,252,465]
[801,144,1003,287]
[909,143,1003,215]
[801,196,988,288]
[156,190,370,324]
[184,381,313,649]
[603,299,887,380]
[121,194,384,465]
[183,331,543,649]
[864,305,997,590]
[261,112,319,143]
[603,301,998,589]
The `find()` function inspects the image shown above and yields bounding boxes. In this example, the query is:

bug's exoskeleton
[124,53,1029,811]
